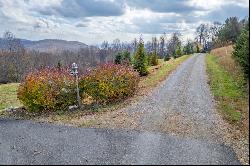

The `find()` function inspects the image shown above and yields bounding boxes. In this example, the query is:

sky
[0,0,249,45]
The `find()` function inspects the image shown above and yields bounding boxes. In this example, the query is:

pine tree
[164,53,171,61]
[175,46,182,58]
[147,52,152,66]
[115,52,123,64]
[122,50,131,65]
[115,50,131,65]
[233,20,249,78]
[133,40,148,76]
[196,45,200,53]
[151,49,158,66]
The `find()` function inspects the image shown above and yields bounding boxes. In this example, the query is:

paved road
[0,119,239,165]
[0,54,240,164]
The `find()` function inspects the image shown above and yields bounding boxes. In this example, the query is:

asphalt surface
[0,118,240,165]
[0,53,240,165]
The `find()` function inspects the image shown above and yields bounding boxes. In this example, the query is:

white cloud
[0,0,248,45]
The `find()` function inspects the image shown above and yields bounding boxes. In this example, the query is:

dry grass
[210,45,245,85]
[207,45,249,135]
[140,55,190,91]
[210,45,235,69]
[0,83,22,111]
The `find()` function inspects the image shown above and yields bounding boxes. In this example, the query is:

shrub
[115,50,131,65]
[233,20,249,79]
[114,52,123,64]
[17,68,77,112]
[147,52,152,66]
[196,45,200,53]
[164,53,171,61]
[122,50,131,64]
[151,50,159,66]
[79,63,140,103]
[133,42,149,76]
[175,46,183,57]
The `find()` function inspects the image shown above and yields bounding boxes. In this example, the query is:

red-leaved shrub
[79,63,139,103]
[17,68,77,112]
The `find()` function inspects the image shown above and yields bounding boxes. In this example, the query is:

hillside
[0,38,89,52]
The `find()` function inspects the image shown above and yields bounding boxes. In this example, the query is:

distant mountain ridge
[0,38,89,52]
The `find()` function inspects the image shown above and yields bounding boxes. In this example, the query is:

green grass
[0,83,22,111]
[206,54,246,122]
[141,55,191,88]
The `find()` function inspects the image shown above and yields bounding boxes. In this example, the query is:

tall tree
[167,32,181,57]
[233,19,249,78]
[159,33,166,58]
[195,24,211,50]
[99,41,109,62]
[111,38,121,52]
[133,38,148,76]
[218,17,243,43]
[131,38,138,54]
[196,24,206,45]
[183,39,194,55]
[209,21,222,42]
[0,31,28,82]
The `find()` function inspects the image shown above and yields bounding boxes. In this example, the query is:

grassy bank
[206,53,248,131]
[0,83,21,111]
[1,55,191,126]
[141,55,190,88]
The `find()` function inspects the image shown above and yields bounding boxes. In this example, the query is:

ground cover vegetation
[205,18,249,133]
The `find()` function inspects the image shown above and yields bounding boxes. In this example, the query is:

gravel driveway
[123,53,224,142]
[0,53,241,164]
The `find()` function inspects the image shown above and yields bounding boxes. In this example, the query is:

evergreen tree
[133,40,148,76]
[122,50,131,64]
[151,49,158,66]
[115,50,131,65]
[196,44,200,53]
[147,52,152,66]
[164,53,171,61]
[183,40,194,55]
[218,17,243,43]
[57,61,62,71]
[233,20,249,78]
[115,52,123,64]
[175,46,182,58]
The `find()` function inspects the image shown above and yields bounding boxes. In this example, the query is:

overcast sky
[0,0,249,45]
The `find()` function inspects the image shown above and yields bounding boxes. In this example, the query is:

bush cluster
[17,68,76,112]
[79,63,139,103]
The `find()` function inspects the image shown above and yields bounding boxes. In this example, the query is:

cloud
[202,3,249,22]
[38,0,126,18]
[0,0,249,45]
[126,0,203,14]
[75,23,88,28]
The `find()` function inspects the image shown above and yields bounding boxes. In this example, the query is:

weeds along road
[0,54,240,165]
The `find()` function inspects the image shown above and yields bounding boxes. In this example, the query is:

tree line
[195,16,248,51]
[195,16,249,79]
[4,15,247,83]
[0,30,199,83]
